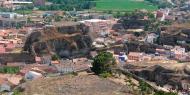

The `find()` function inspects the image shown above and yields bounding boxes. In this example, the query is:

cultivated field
[94,0,158,11]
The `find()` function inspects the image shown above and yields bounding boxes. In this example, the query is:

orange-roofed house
[142,55,153,61]
[171,46,186,60]
[144,16,148,20]
[128,52,144,61]
[51,60,60,64]
[0,32,7,37]
[5,42,15,52]
[156,11,164,18]
[0,45,5,54]
[35,56,42,64]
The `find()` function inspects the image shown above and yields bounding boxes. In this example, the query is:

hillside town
[0,0,189,95]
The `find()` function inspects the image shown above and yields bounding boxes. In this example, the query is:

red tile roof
[128,52,143,57]
[51,61,60,64]
[156,11,164,18]
[35,57,41,62]
[6,43,15,49]
[0,45,5,53]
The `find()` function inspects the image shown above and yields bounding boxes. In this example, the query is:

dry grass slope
[22,74,133,95]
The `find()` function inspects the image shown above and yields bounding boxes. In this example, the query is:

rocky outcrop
[158,28,190,51]
[124,64,190,90]
[125,41,163,54]
[184,65,190,75]
[24,23,92,58]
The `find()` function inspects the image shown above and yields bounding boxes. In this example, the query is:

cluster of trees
[91,52,116,77]
[154,91,177,95]
[145,0,173,8]
[119,11,173,32]
[118,12,155,31]
[0,66,20,74]
[39,0,96,11]
[138,80,177,95]
[51,54,60,61]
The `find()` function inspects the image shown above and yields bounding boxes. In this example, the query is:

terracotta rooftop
[128,52,144,57]
[35,57,41,62]
[0,45,5,53]
[51,60,60,64]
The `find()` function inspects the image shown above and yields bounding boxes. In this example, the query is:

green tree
[139,81,150,92]
[92,52,116,75]
[54,15,62,22]
[16,23,22,29]
[13,90,21,95]
[27,17,32,24]
[154,91,177,95]
[138,80,153,95]
[51,54,60,61]
[115,11,122,18]
[107,10,112,14]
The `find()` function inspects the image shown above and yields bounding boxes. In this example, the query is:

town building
[118,53,128,64]
[128,52,144,61]
[171,46,186,60]
[0,0,33,9]
[0,12,27,28]
[33,0,45,6]
[152,56,168,61]
[35,56,42,64]
[54,58,92,74]
[145,33,158,44]
[142,54,153,61]
[79,19,112,35]
[155,9,170,21]
[25,71,43,80]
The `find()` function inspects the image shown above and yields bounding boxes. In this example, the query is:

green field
[94,0,158,11]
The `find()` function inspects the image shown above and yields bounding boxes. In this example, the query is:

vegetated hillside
[24,22,92,58]
[95,0,158,11]
[22,74,133,95]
